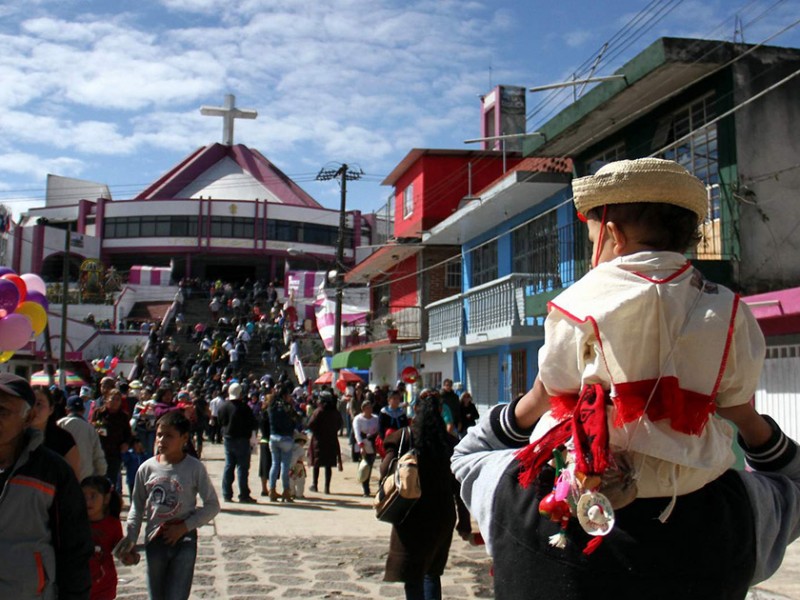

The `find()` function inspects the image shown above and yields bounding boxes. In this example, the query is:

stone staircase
[165,293,303,384]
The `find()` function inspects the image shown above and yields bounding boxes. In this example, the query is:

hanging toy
[576,490,615,555]
[538,490,572,549]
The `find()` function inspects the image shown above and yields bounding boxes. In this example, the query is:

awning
[743,286,800,337]
[331,348,372,370]
[344,243,424,285]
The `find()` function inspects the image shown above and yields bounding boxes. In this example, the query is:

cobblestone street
[114,441,800,600]
[117,533,492,599]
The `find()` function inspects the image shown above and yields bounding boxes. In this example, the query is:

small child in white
[289,431,308,500]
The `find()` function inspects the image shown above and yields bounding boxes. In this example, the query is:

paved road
[116,438,799,599]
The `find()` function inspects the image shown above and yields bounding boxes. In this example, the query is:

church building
[11,95,365,284]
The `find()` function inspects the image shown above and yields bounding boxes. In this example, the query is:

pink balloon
[20,273,46,296]
[0,313,33,351]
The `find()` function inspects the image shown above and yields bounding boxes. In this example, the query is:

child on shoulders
[453,158,800,600]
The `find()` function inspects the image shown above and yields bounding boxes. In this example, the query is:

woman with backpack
[381,389,471,600]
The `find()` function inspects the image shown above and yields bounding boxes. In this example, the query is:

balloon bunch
[92,355,120,374]
[0,267,49,364]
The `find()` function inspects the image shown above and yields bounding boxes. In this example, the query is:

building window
[210,217,254,239]
[471,240,497,286]
[104,216,197,239]
[513,211,560,289]
[403,183,414,219]
[445,258,462,289]
[585,141,626,175]
[424,371,442,390]
[653,93,719,218]
[274,220,297,242]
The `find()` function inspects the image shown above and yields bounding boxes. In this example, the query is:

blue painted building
[423,158,575,413]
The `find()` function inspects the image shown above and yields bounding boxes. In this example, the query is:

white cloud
[564,30,592,48]
[0,151,85,179]
[0,0,516,202]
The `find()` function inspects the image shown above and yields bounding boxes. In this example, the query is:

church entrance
[204,264,257,283]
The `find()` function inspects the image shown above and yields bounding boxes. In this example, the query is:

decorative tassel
[516,420,572,488]
[549,530,567,549]
[583,536,604,556]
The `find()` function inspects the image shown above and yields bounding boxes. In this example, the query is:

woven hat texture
[572,158,708,220]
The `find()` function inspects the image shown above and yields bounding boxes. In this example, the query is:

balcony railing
[428,274,547,344]
[340,305,423,348]
[465,274,537,334]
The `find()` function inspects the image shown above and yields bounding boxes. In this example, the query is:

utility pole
[59,227,71,390]
[316,163,363,356]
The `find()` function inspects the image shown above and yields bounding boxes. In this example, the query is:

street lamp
[37,217,72,390]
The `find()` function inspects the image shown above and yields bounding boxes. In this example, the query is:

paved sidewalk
[116,438,800,599]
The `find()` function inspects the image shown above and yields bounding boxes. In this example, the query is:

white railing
[427,295,463,342]
[427,273,545,343]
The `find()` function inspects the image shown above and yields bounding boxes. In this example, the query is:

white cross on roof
[199,94,257,146]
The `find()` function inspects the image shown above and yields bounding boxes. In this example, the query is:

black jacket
[218,400,256,439]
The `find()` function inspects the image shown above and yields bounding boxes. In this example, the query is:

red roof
[135,143,322,207]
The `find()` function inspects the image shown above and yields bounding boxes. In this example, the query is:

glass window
[471,240,497,286]
[232,219,253,239]
[275,220,297,242]
[127,219,139,238]
[585,142,625,175]
[403,182,414,219]
[445,258,461,289]
[155,216,170,237]
[654,94,719,219]
[140,217,156,237]
[172,217,188,237]
[513,211,560,289]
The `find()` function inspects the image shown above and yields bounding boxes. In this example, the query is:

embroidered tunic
[534,251,766,498]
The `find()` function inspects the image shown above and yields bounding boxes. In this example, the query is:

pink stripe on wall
[316,312,368,327]
[304,272,317,297]
[129,267,141,285]
[151,269,161,285]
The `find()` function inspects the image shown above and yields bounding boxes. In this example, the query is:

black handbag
[374,428,421,524]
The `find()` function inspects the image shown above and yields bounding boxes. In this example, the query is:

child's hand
[160,520,189,546]
[717,403,774,448]
[119,550,140,566]
[514,377,551,430]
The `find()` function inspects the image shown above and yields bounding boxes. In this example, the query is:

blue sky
[0,0,798,218]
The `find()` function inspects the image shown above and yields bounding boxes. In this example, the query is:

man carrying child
[453,158,800,600]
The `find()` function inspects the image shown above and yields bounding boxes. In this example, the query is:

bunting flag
[285,270,328,320]
[314,283,370,352]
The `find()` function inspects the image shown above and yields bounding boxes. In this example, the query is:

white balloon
[20,273,46,296]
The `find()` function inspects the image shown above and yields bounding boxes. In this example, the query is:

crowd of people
[8,159,800,600]
[1,272,484,600]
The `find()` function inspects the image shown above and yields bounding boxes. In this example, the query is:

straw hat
[572,158,708,220]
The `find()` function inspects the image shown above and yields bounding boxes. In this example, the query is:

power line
[367,26,800,292]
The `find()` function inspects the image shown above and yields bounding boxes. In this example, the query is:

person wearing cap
[452,158,800,599]
[58,394,107,481]
[217,381,258,503]
[0,373,93,599]
[79,384,94,415]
